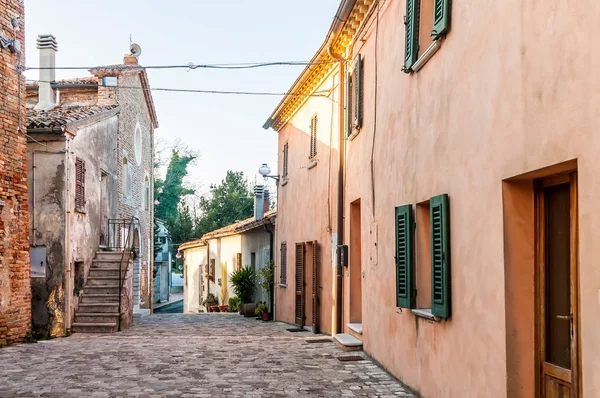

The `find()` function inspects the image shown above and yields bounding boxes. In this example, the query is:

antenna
[130,43,142,57]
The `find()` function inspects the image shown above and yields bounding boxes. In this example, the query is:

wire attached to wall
[370,0,381,218]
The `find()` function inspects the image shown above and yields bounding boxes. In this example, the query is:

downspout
[265,223,274,319]
[64,134,72,332]
[326,0,354,334]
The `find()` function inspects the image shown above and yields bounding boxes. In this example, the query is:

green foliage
[257,261,274,303]
[230,266,256,304]
[255,302,268,317]
[195,171,254,237]
[228,296,241,312]
[155,148,197,221]
[202,293,218,307]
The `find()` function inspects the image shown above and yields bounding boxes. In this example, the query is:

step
[347,323,363,336]
[87,277,122,286]
[72,322,117,333]
[75,313,119,323]
[91,261,130,269]
[77,303,119,313]
[84,286,121,295]
[334,333,363,352]
[80,294,121,303]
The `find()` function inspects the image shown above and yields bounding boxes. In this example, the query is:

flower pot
[218,305,228,312]
[243,303,257,317]
[262,312,270,321]
[238,305,244,315]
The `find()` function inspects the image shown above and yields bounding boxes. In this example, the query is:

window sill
[348,127,360,141]
[307,160,318,170]
[279,283,287,288]
[411,308,441,322]
[75,208,86,215]
[281,178,289,187]
[412,39,442,73]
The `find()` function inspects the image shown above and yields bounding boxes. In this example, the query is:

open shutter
[431,0,451,40]
[75,158,85,211]
[354,54,363,129]
[295,242,305,326]
[311,241,319,334]
[236,253,242,272]
[395,204,415,309]
[403,0,420,72]
[430,194,450,318]
[344,73,352,137]
[280,242,287,285]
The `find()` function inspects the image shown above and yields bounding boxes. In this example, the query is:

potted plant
[230,266,256,317]
[228,297,240,313]
[257,261,274,321]
[255,302,269,320]
[202,293,218,312]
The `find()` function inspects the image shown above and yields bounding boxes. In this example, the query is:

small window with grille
[309,114,318,159]
[280,242,287,286]
[75,157,86,213]
[283,142,289,179]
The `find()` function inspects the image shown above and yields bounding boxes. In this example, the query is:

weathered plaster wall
[275,69,341,333]
[0,0,30,347]
[116,72,154,310]
[27,116,118,336]
[183,245,206,313]
[211,235,241,305]
[337,0,600,396]
[241,228,273,304]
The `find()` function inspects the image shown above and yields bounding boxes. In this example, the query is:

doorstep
[347,323,363,335]
[334,333,363,352]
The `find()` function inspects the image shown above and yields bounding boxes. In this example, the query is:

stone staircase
[334,323,363,351]
[72,251,132,333]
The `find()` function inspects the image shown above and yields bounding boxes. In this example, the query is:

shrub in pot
[257,261,274,320]
[202,293,218,312]
[230,266,256,316]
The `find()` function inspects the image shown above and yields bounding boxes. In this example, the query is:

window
[75,157,86,212]
[251,252,256,274]
[404,0,451,72]
[122,157,132,198]
[209,259,216,279]
[280,242,287,285]
[309,114,318,159]
[344,54,363,137]
[134,123,142,165]
[282,143,289,179]
[236,252,242,272]
[395,194,451,319]
[143,176,150,211]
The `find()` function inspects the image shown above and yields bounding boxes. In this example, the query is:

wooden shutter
[395,204,415,309]
[310,115,318,158]
[344,73,352,137]
[354,54,363,129]
[236,253,242,272]
[311,241,319,334]
[210,259,216,280]
[403,0,420,72]
[75,158,86,211]
[295,242,305,326]
[283,143,289,178]
[432,0,451,40]
[430,194,450,318]
[280,242,287,285]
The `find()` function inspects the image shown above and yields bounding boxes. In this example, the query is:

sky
[25,0,340,194]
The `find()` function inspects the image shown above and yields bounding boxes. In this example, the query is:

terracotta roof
[178,239,207,251]
[27,77,98,88]
[27,104,119,130]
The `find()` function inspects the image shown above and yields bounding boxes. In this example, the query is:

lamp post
[258,163,279,184]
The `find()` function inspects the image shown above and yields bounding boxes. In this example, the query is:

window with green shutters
[403,0,420,72]
[432,0,451,40]
[344,73,352,137]
[354,54,363,129]
[430,194,450,318]
[395,204,415,309]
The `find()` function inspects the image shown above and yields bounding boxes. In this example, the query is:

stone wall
[0,0,30,346]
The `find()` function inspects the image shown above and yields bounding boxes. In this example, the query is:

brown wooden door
[295,243,305,326]
[311,241,319,334]
[536,173,579,397]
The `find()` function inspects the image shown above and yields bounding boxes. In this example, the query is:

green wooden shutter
[431,0,451,40]
[395,204,415,309]
[354,54,362,129]
[403,0,420,72]
[344,73,352,137]
[430,194,450,318]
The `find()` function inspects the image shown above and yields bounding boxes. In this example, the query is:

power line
[25,60,340,71]
[26,79,333,98]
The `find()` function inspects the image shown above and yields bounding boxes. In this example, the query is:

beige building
[264,0,600,396]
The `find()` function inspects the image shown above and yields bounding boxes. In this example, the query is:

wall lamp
[258,163,279,183]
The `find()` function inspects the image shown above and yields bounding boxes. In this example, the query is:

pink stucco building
[265,0,600,396]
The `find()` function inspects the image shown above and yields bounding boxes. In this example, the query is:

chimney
[254,185,265,220]
[263,190,270,214]
[34,34,58,111]
[123,53,138,65]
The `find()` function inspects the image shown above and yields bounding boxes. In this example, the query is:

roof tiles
[27,104,119,130]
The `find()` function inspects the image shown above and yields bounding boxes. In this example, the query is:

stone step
[334,333,363,352]
[80,293,121,303]
[84,285,121,295]
[347,323,363,339]
[91,261,130,269]
[75,312,119,323]
[77,303,119,313]
[72,322,117,333]
[95,251,132,259]
[87,277,122,286]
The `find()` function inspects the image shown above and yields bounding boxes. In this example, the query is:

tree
[155,148,197,221]
[195,171,254,237]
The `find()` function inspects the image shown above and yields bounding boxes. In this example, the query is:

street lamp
[258,163,279,184]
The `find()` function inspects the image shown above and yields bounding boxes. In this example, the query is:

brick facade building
[0,0,31,346]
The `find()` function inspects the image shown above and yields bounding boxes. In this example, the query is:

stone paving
[0,314,416,397]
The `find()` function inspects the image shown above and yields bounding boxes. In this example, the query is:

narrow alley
[0,315,415,397]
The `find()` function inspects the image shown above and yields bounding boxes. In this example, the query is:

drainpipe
[64,135,72,332]
[265,223,274,319]
[326,0,354,335]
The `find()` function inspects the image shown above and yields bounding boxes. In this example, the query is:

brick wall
[0,0,31,346]
[116,70,154,309]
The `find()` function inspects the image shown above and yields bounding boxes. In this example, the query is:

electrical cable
[26,79,332,98]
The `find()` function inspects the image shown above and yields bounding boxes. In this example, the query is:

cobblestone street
[0,314,415,397]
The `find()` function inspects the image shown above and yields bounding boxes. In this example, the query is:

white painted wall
[183,245,206,313]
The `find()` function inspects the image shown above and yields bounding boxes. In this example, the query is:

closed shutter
[280,242,287,285]
[283,143,289,178]
[210,259,216,280]
[403,0,420,72]
[395,204,415,309]
[432,0,451,40]
[310,115,318,158]
[311,241,319,334]
[236,253,242,272]
[295,242,305,326]
[75,157,86,211]
[430,194,450,318]
[344,73,352,137]
[354,54,363,129]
